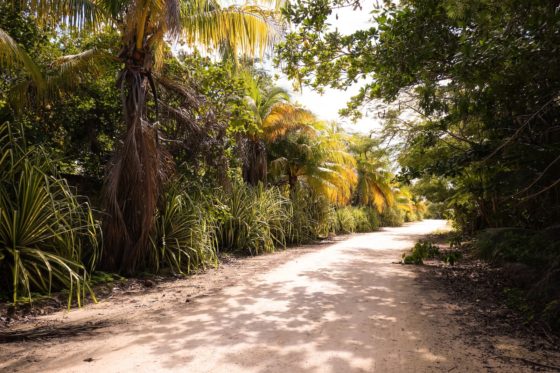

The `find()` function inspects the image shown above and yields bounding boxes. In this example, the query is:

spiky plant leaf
[0,123,100,306]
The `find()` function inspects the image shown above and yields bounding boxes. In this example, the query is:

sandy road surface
[1,220,554,372]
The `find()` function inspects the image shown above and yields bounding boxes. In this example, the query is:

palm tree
[355,160,395,212]
[2,0,280,273]
[394,187,427,221]
[241,72,315,185]
[349,134,395,212]
[269,122,357,205]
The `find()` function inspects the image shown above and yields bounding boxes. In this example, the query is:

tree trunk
[101,41,163,274]
[242,138,267,186]
[288,172,298,197]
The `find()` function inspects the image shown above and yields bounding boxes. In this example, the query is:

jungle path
[1,220,557,372]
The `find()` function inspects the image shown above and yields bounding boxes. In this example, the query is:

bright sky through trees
[270,2,381,134]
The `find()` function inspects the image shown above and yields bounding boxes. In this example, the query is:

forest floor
[1,220,559,372]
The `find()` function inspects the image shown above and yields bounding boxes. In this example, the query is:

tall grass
[0,123,100,306]
[216,183,291,255]
[379,206,404,227]
[335,207,357,233]
[288,187,335,244]
[149,184,218,274]
[335,206,380,234]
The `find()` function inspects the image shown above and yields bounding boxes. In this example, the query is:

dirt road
[1,220,557,372]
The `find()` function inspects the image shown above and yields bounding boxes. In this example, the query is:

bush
[353,208,372,232]
[403,209,424,222]
[425,202,447,219]
[363,207,380,231]
[335,207,356,234]
[288,187,335,244]
[216,183,291,255]
[379,207,404,227]
[149,183,218,275]
[475,227,560,332]
[0,124,100,306]
[475,228,544,265]
[401,240,440,265]
[334,206,380,234]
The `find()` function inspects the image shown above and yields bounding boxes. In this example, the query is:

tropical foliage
[0,124,100,306]
[278,0,560,331]
[0,0,424,307]
[216,183,291,255]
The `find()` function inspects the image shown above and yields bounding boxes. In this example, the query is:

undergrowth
[475,228,560,333]
[0,123,101,307]
[402,237,462,265]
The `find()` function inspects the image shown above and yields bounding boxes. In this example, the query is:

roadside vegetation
[2,0,558,337]
[0,0,428,310]
[278,0,560,334]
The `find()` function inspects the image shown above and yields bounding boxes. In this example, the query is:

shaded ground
[1,220,559,372]
[417,257,560,371]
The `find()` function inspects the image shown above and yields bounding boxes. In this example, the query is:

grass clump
[288,187,335,244]
[335,207,357,233]
[149,183,218,275]
[216,183,291,255]
[379,207,404,227]
[335,206,381,234]
[0,123,100,307]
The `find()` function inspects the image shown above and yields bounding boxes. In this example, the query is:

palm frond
[8,48,114,112]
[263,103,316,141]
[8,0,108,29]
[0,28,45,89]
[181,1,281,59]
[47,48,112,92]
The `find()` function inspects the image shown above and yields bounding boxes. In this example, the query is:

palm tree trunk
[242,139,267,186]
[101,43,162,274]
[288,172,298,197]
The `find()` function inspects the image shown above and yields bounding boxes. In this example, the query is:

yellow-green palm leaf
[0,28,45,89]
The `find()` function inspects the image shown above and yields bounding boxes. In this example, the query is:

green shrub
[216,183,291,255]
[475,228,560,332]
[353,208,372,232]
[363,207,380,231]
[0,124,100,306]
[425,202,447,219]
[403,210,421,223]
[288,187,335,244]
[149,184,218,275]
[402,240,440,265]
[334,206,381,234]
[335,207,356,234]
[475,228,542,265]
[379,206,404,227]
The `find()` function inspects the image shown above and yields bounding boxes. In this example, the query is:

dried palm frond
[102,118,173,273]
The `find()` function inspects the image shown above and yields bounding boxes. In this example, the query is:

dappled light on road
[4,220,514,372]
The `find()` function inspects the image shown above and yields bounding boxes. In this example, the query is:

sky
[268,2,382,134]
[177,2,385,134]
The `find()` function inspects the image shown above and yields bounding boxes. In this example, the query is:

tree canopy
[277,0,560,232]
